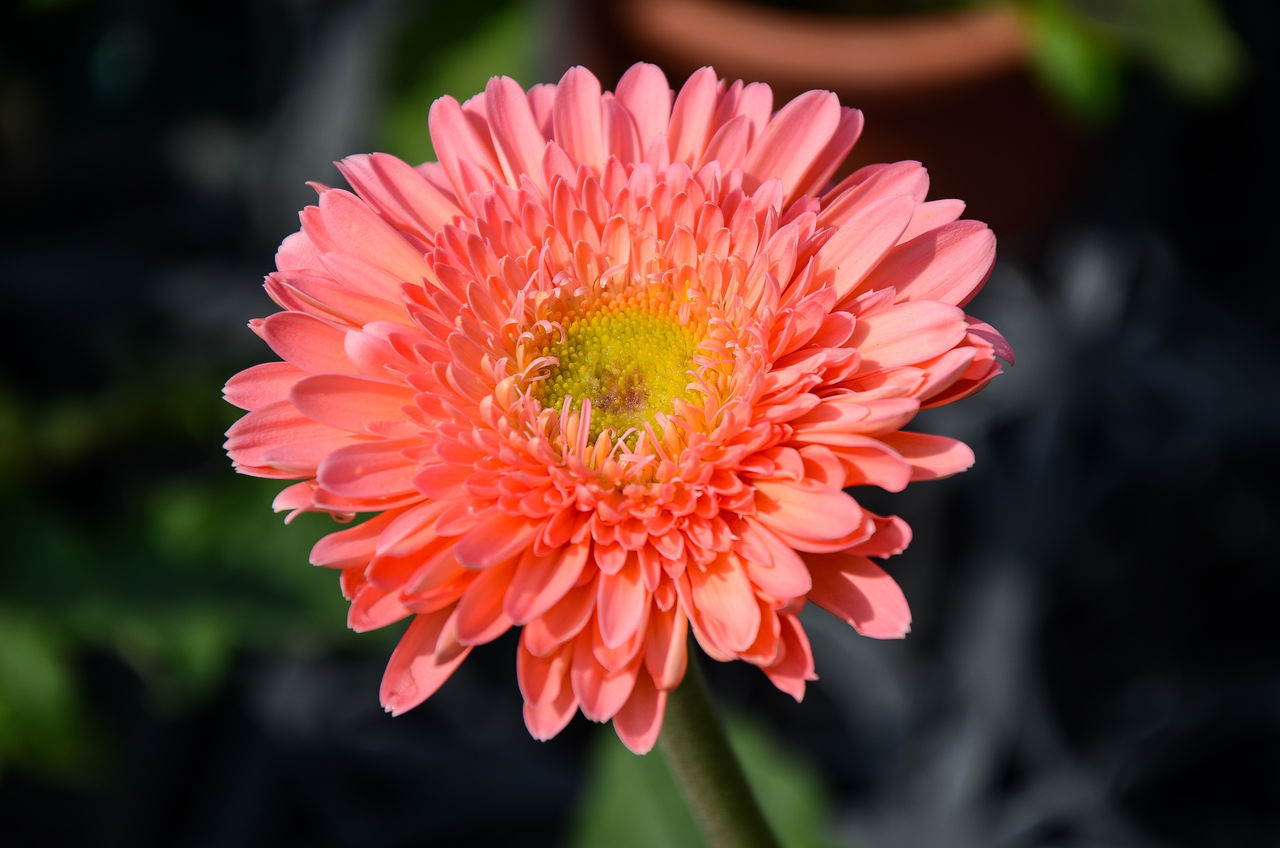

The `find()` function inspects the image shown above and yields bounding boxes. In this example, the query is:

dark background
[1,1,1277,846]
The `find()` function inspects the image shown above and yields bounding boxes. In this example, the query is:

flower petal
[484,76,550,190]
[224,362,303,411]
[744,90,841,202]
[687,555,760,654]
[260,312,352,374]
[336,152,461,238]
[667,66,719,164]
[380,606,472,715]
[761,613,817,701]
[518,639,578,741]
[309,509,399,569]
[613,671,667,754]
[290,374,414,433]
[740,520,812,600]
[850,301,968,371]
[317,438,419,501]
[807,551,911,639]
[570,630,639,722]
[317,189,433,286]
[643,606,689,690]
[554,66,606,171]
[616,62,672,152]
[863,219,996,307]
[879,431,975,481]
[453,556,516,645]
[753,479,864,544]
[505,539,591,625]
[596,555,649,649]
[817,194,915,301]
[452,511,539,569]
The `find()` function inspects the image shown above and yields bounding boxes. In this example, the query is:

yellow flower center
[537,305,702,440]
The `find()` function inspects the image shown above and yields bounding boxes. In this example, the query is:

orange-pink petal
[807,551,911,639]
[380,607,472,715]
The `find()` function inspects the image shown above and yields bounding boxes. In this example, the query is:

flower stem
[658,655,782,848]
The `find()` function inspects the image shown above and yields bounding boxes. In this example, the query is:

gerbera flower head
[224,64,1011,754]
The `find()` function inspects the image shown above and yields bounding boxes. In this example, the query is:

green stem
[657,654,782,848]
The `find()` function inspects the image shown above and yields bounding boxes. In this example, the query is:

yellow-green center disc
[537,309,701,439]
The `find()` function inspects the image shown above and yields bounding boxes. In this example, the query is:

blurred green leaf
[0,615,89,776]
[1021,0,1124,123]
[567,718,837,848]
[1115,0,1245,102]
[379,0,538,164]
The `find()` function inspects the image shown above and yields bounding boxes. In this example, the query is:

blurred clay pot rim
[613,0,1030,95]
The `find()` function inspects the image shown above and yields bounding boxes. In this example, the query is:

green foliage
[567,718,837,848]
[377,0,538,164]
[1019,0,1244,122]
[0,372,358,775]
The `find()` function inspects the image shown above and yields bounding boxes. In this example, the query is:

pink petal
[517,639,578,740]
[643,606,689,690]
[485,76,550,188]
[743,90,841,202]
[260,312,352,374]
[902,198,965,241]
[879,431,975,481]
[817,194,915,301]
[553,66,606,171]
[317,438,419,500]
[740,520,812,600]
[380,606,471,715]
[276,229,322,273]
[335,152,460,237]
[761,613,817,701]
[452,557,516,645]
[612,671,667,754]
[807,551,911,639]
[267,271,407,326]
[452,511,538,568]
[596,555,649,649]
[315,251,410,304]
[832,437,913,492]
[602,98,641,164]
[791,106,865,199]
[348,581,411,632]
[428,95,503,199]
[309,509,399,569]
[505,539,591,625]
[224,400,349,472]
[258,434,365,476]
[615,62,672,152]
[687,555,761,654]
[849,301,968,371]
[848,512,912,558]
[410,462,472,500]
[667,66,719,164]
[862,220,996,307]
[753,479,864,543]
[223,362,303,411]
[523,581,596,657]
[317,189,432,286]
[517,636,570,705]
[820,161,930,227]
[289,374,414,433]
[571,631,640,722]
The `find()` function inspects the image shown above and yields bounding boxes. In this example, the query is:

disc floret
[536,296,703,440]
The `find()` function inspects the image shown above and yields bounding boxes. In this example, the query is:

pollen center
[537,307,702,439]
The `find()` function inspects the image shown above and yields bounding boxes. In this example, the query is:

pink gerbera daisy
[224,63,1011,754]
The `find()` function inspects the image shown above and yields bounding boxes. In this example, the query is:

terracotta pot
[563,0,1089,248]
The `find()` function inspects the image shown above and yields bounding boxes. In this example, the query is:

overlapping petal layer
[225,63,1010,753]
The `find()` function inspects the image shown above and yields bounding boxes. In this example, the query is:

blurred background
[1,0,1276,845]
